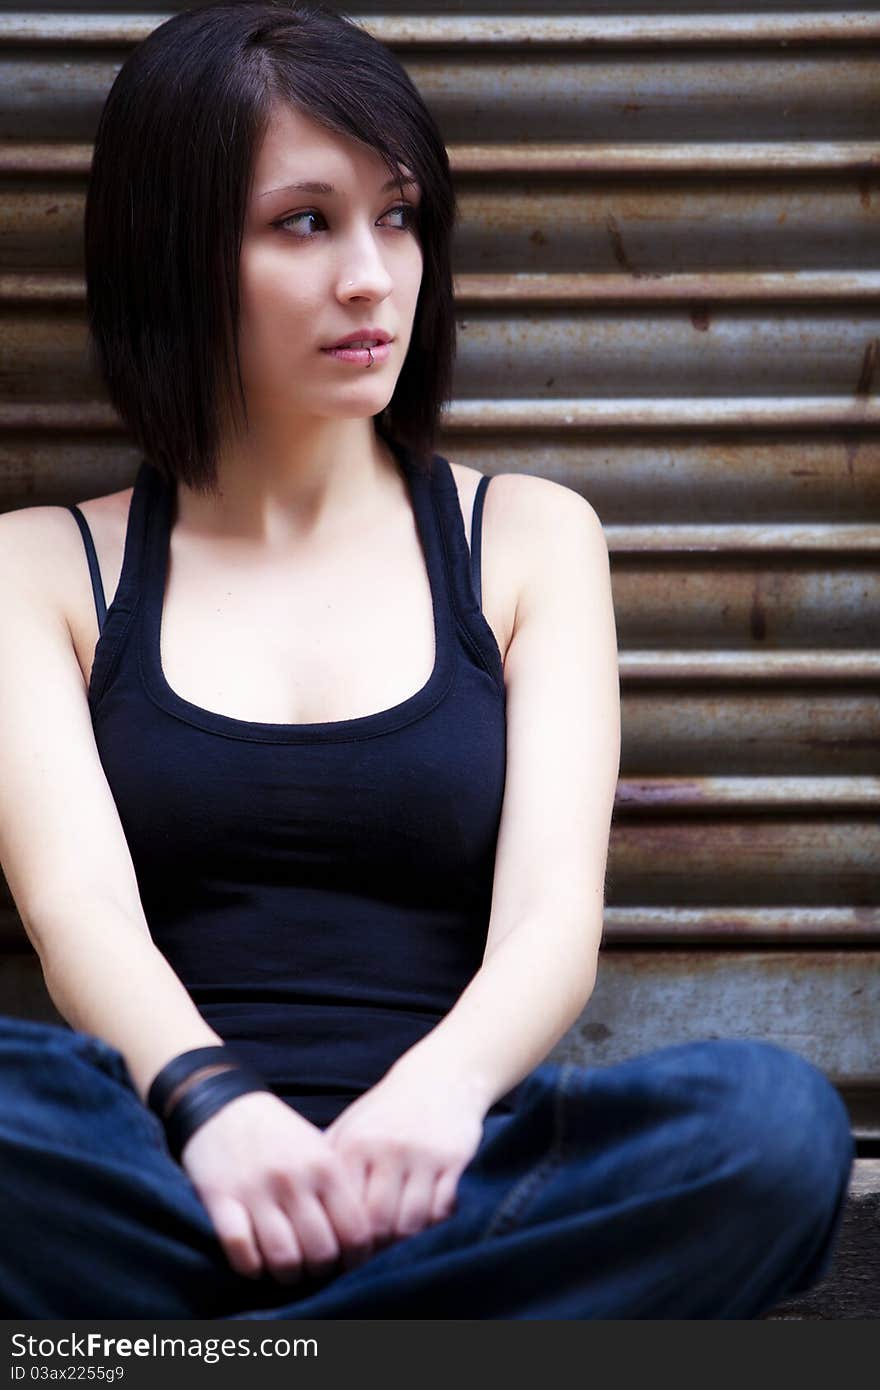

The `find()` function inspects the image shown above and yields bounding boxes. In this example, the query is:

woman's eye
[275,204,417,237]
[276,210,322,235]
[386,204,419,230]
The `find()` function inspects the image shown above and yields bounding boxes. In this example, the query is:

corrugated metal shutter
[1,4,878,1145]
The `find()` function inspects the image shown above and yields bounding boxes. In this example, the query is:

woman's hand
[178,1089,375,1286]
[322,1062,487,1249]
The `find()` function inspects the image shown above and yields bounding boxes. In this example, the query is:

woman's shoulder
[446,460,602,556]
[65,485,136,617]
[0,488,126,603]
[448,459,598,514]
[444,462,604,661]
[0,487,135,690]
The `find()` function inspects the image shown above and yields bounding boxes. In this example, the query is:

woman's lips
[321,342,392,364]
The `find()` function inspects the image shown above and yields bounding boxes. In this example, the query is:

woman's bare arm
[387,475,621,1109]
[0,507,227,1105]
[0,507,386,1282]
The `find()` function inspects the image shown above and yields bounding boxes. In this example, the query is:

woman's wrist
[146,1044,273,1160]
[165,1066,273,1162]
[161,1063,239,1119]
[388,1044,497,1117]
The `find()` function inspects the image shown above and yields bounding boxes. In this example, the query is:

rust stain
[809,736,880,752]
[858,175,873,210]
[44,205,59,217]
[855,337,878,399]
[528,227,547,247]
[581,1022,612,1043]
[749,575,767,643]
[605,213,634,275]
[618,780,705,809]
[690,305,711,332]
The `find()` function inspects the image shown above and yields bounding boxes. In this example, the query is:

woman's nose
[336,233,395,301]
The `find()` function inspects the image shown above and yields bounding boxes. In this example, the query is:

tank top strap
[67,504,108,633]
[423,451,504,691]
[86,457,161,708]
[469,473,490,610]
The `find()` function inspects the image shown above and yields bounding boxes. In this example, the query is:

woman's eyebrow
[258,175,419,199]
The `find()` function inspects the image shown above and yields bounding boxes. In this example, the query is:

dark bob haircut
[84,0,458,493]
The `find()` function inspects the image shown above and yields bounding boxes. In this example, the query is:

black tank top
[68,441,520,1125]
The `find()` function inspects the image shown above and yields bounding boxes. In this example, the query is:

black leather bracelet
[147,1045,240,1120]
[163,1066,271,1163]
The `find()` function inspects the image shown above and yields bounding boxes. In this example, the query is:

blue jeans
[0,1013,854,1319]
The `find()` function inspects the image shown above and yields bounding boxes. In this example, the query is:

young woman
[0,2,854,1318]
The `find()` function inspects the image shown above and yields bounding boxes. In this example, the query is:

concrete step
[763,1158,880,1319]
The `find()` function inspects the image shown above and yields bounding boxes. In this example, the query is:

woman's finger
[205,1193,264,1279]
[248,1200,304,1285]
[283,1189,341,1279]
[430,1167,460,1225]
[318,1156,375,1271]
[394,1164,438,1239]
[363,1155,405,1246]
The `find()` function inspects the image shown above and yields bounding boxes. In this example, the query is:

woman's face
[236,102,424,425]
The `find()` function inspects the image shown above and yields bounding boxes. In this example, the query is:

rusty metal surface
[451,141,880,173]
[4,13,880,48]
[607,819,879,905]
[450,312,880,398]
[548,948,880,1089]
[605,524,879,552]
[620,690,880,774]
[3,47,880,143]
[602,906,880,945]
[612,559,878,646]
[615,775,880,811]
[9,0,880,15]
[452,398,880,426]
[4,138,880,174]
[450,180,880,276]
[618,650,880,680]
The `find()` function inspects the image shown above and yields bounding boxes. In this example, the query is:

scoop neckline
[138,441,457,744]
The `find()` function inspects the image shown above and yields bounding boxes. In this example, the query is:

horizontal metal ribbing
[1,12,880,49]
[615,776,880,812]
[602,906,880,943]
[446,399,880,429]
[604,524,880,554]
[2,141,879,178]
[619,650,880,681]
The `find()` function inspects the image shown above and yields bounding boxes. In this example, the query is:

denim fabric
[0,1013,854,1319]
